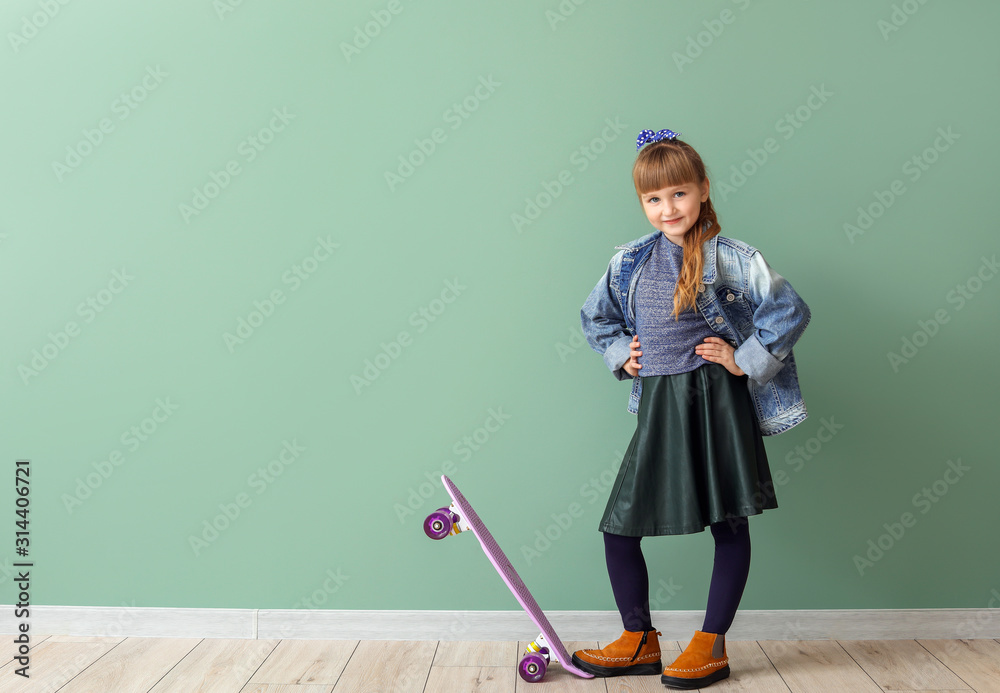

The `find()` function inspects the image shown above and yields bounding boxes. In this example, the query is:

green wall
[2,1,998,616]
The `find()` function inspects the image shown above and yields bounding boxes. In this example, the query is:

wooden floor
[3,634,999,692]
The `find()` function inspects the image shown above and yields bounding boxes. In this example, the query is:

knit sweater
[634,232,719,376]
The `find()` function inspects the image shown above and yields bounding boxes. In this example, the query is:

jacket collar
[616,227,718,284]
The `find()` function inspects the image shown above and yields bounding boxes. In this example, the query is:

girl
[575,128,811,689]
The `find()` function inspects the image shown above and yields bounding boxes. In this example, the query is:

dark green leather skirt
[599,363,778,536]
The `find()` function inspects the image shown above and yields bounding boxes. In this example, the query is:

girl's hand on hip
[622,334,642,377]
[695,337,745,377]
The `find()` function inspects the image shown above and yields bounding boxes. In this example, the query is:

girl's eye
[648,196,659,203]
[674,192,686,198]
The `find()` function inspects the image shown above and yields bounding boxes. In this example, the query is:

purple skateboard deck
[437,474,593,680]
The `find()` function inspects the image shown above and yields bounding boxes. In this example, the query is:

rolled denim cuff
[604,333,633,381]
[733,332,785,385]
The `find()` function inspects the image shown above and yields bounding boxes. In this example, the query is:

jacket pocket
[715,287,754,333]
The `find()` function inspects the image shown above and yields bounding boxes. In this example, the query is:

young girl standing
[575,129,811,689]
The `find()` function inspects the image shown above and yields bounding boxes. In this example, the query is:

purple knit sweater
[635,233,719,376]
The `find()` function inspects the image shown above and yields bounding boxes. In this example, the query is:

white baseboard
[2,605,998,641]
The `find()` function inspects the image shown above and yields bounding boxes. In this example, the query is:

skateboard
[423,474,594,683]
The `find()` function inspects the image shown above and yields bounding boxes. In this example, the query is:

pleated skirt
[599,362,778,536]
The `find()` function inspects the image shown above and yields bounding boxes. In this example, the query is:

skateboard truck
[520,634,555,683]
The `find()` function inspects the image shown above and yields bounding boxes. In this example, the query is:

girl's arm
[732,250,811,386]
[580,256,634,381]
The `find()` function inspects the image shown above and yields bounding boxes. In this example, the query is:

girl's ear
[700,179,710,202]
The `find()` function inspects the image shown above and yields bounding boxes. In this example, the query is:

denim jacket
[580,229,811,436]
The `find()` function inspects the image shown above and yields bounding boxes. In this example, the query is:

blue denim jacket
[580,230,811,436]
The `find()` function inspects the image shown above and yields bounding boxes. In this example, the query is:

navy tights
[603,519,751,634]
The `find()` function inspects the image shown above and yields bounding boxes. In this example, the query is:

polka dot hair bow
[636,128,681,151]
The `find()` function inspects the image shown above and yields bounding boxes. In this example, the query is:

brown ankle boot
[660,630,730,689]
[571,628,662,677]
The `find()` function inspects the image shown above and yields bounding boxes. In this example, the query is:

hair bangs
[633,144,702,197]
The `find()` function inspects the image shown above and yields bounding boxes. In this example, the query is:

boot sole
[570,653,662,677]
[661,663,730,689]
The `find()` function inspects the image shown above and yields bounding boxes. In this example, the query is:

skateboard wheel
[518,652,547,683]
[423,510,453,540]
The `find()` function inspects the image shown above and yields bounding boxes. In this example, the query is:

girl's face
[638,179,709,246]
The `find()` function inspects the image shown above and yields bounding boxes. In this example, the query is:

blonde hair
[633,138,720,320]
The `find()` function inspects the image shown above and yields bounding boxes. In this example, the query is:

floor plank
[837,639,971,690]
[918,638,1000,692]
[603,673,665,693]
[1,633,51,665]
[331,640,437,693]
[59,637,202,692]
[433,641,519,667]
[0,638,124,692]
[424,666,515,692]
[246,639,358,686]
[757,639,883,692]
[147,638,280,692]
